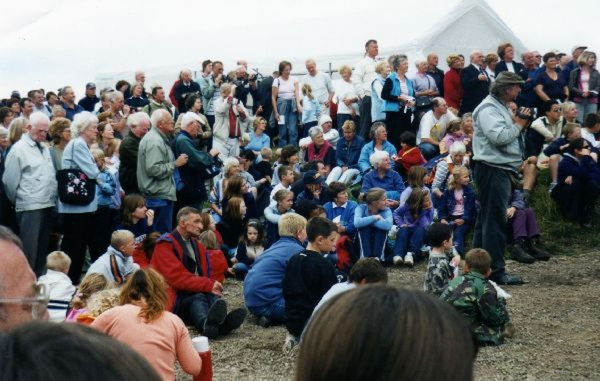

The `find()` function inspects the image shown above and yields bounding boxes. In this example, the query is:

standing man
[213,83,251,161]
[302,59,334,119]
[198,61,224,127]
[427,52,445,98]
[19,97,34,119]
[352,39,379,140]
[517,51,539,108]
[119,112,151,194]
[472,72,528,285]
[31,90,51,117]
[257,70,279,136]
[2,113,56,276]
[108,91,131,138]
[78,83,100,112]
[61,86,84,121]
[175,69,201,114]
[137,109,188,233]
[460,51,491,114]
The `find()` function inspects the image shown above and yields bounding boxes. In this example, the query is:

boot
[510,239,535,264]
[527,238,551,261]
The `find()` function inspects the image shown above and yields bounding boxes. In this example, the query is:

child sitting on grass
[423,223,460,296]
[233,220,266,280]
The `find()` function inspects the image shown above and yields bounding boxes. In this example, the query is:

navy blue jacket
[543,137,569,157]
[437,185,477,224]
[460,64,490,114]
[336,135,365,169]
[495,61,524,76]
[323,200,358,236]
[556,154,600,186]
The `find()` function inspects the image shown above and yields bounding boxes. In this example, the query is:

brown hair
[446,119,462,135]
[497,42,513,59]
[406,188,429,220]
[119,269,167,323]
[120,194,145,226]
[406,166,427,188]
[278,60,292,73]
[224,197,244,223]
[224,175,245,200]
[465,248,492,275]
[365,188,386,205]
[139,232,160,264]
[48,117,71,145]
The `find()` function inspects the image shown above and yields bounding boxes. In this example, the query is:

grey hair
[29,112,50,127]
[370,121,387,139]
[0,226,23,250]
[305,58,316,66]
[449,141,467,155]
[388,54,408,72]
[223,157,240,176]
[309,126,324,139]
[150,109,171,128]
[470,50,482,61]
[70,112,98,136]
[369,150,390,168]
[108,91,124,103]
[127,112,150,128]
[414,59,427,68]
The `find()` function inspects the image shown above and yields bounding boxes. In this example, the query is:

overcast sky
[0,0,598,98]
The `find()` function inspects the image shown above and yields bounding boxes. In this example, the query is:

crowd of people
[0,38,599,379]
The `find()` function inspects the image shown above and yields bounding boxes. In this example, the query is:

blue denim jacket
[336,135,365,169]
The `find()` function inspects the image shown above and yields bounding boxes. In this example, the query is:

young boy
[87,230,139,285]
[423,222,461,296]
[269,165,294,207]
[282,217,340,353]
[38,251,76,322]
[440,248,511,346]
[90,148,118,261]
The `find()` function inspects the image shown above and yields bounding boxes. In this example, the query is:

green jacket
[142,101,173,117]
[137,127,176,201]
[440,271,510,346]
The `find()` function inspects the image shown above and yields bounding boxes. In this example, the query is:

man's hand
[175,153,189,167]
[514,107,531,128]
[454,219,465,226]
[478,73,487,81]
[209,148,220,157]
[123,104,131,116]
[211,281,223,296]
[451,255,461,267]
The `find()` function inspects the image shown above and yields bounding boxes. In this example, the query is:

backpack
[424,157,454,186]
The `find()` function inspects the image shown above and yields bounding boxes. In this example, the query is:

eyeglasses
[0,283,49,320]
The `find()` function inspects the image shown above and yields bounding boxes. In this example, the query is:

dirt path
[177,251,600,381]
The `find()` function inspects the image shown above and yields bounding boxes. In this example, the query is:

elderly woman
[299,114,339,149]
[125,83,149,112]
[60,111,100,284]
[361,150,404,210]
[444,54,464,110]
[431,141,468,207]
[371,60,392,123]
[561,101,580,125]
[568,51,599,123]
[334,64,360,129]
[381,55,415,148]
[0,107,13,128]
[535,52,569,107]
[52,105,67,120]
[358,122,397,174]
[48,117,72,171]
[304,126,336,175]
[485,53,499,82]
[353,187,394,260]
[245,116,270,155]
[413,59,440,112]
[327,120,365,185]
[495,42,524,75]
[272,60,301,147]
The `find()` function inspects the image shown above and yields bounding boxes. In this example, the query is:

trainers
[392,255,403,266]
[219,308,247,335]
[203,299,228,338]
[257,316,271,328]
[283,333,299,355]
[388,225,399,240]
[404,252,414,267]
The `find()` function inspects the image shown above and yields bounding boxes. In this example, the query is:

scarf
[307,140,332,161]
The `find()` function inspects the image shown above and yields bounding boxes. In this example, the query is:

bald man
[0,227,47,332]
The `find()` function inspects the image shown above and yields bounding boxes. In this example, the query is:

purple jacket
[393,205,434,228]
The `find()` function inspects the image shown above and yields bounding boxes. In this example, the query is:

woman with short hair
[360,150,404,209]
[381,54,415,148]
[304,126,336,176]
[443,54,464,110]
[327,121,365,185]
[333,64,360,129]
[535,52,569,106]
[485,53,499,82]
[371,60,391,123]
[357,122,397,174]
[495,42,523,75]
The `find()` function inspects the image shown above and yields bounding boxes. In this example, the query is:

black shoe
[493,273,524,285]
[510,240,535,264]
[257,316,271,328]
[528,239,551,261]
[219,308,247,335]
[203,299,227,338]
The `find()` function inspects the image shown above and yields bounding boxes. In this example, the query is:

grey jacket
[472,95,524,172]
[137,127,176,201]
[2,134,57,212]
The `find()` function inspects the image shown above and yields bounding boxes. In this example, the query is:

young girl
[233,220,265,280]
[199,212,224,246]
[354,188,393,261]
[507,189,551,263]
[199,230,230,283]
[264,189,294,247]
[301,83,321,139]
[216,196,247,259]
[395,131,426,175]
[115,194,155,245]
[399,165,430,207]
[460,112,474,153]
[437,166,476,255]
[439,119,465,155]
[90,148,118,262]
[66,273,112,324]
[392,188,434,266]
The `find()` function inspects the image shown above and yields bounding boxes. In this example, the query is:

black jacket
[118,133,142,194]
[460,64,491,114]
[78,96,100,112]
[174,81,201,113]
[257,76,275,119]
[495,61,524,76]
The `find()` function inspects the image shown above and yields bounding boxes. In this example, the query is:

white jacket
[87,246,139,284]
[212,97,252,144]
[38,270,76,322]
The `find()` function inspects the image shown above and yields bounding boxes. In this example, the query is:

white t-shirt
[273,76,298,100]
[301,72,333,104]
[417,110,458,144]
[581,128,599,148]
[333,79,360,115]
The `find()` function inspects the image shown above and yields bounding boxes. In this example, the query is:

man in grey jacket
[472,72,530,285]
[137,109,188,233]
[2,113,56,276]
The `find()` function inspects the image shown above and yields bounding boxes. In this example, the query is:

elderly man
[108,91,131,138]
[175,69,201,114]
[142,86,173,117]
[61,86,84,121]
[352,39,379,140]
[151,207,246,339]
[517,51,539,108]
[0,227,47,332]
[198,61,224,127]
[137,109,188,233]
[119,112,151,194]
[213,83,251,161]
[78,82,100,112]
[174,112,220,210]
[460,51,491,114]
[472,72,529,285]
[417,97,458,160]
[2,113,56,276]
[302,59,334,118]
[427,52,445,98]
[30,90,51,117]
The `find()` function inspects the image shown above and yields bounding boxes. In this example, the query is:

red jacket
[150,230,215,311]
[398,147,427,172]
[444,68,463,110]
[169,80,181,109]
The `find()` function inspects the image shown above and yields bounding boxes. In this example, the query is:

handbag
[56,143,96,205]
[415,76,433,108]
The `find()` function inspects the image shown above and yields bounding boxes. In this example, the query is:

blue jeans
[277,98,298,147]
[576,99,597,124]
[174,292,220,331]
[419,142,440,161]
[448,215,469,255]
[233,262,249,277]
[393,225,426,260]
[146,199,174,233]
[247,297,286,324]
[357,225,388,261]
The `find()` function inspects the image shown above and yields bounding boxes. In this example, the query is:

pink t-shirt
[91,304,201,380]
[452,188,464,216]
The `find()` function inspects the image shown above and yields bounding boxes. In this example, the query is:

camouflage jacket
[424,252,454,297]
[440,271,510,346]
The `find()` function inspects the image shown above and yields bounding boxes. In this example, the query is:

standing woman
[333,65,360,129]
[371,60,391,124]
[381,54,415,148]
[272,60,301,147]
[444,54,464,110]
[568,51,599,123]
[485,53,499,82]
[48,117,72,171]
[60,112,100,284]
[535,52,569,107]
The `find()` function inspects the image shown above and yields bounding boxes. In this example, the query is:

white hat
[572,45,588,53]
[181,112,205,129]
[318,114,332,127]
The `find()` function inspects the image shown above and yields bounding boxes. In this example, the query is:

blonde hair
[199,230,219,250]
[46,251,71,272]
[90,148,105,162]
[302,83,314,99]
[110,230,135,250]
[338,64,353,76]
[561,101,577,119]
[71,273,112,309]
[278,213,307,237]
[375,60,389,75]
[260,147,272,160]
[87,289,120,317]
[448,166,470,190]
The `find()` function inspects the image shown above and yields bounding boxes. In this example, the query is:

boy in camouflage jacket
[423,223,461,296]
[440,248,510,346]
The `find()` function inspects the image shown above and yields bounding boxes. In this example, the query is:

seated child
[439,119,465,155]
[85,288,121,324]
[254,147,274,181]
[394,131,426,176]
[323,182,358,238]
[234,220,266,280]
[270,165,295,208]
[353,188,393,261]
[441,248,511,346]
[543,123,582,192]
[392,188,434,266]
[87,230,140,285]
[507,189,551,263]
[199,230,230,283]
[66,273,112,324]
[295,170,328,206]
[437,166,476,255]
[132,231,160,268]
[38,251,77,322]
[399,165,430,207]
[423,223,460,296]
[282,217,340,353]
[265,189,295,247]
[460,112,474,154]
